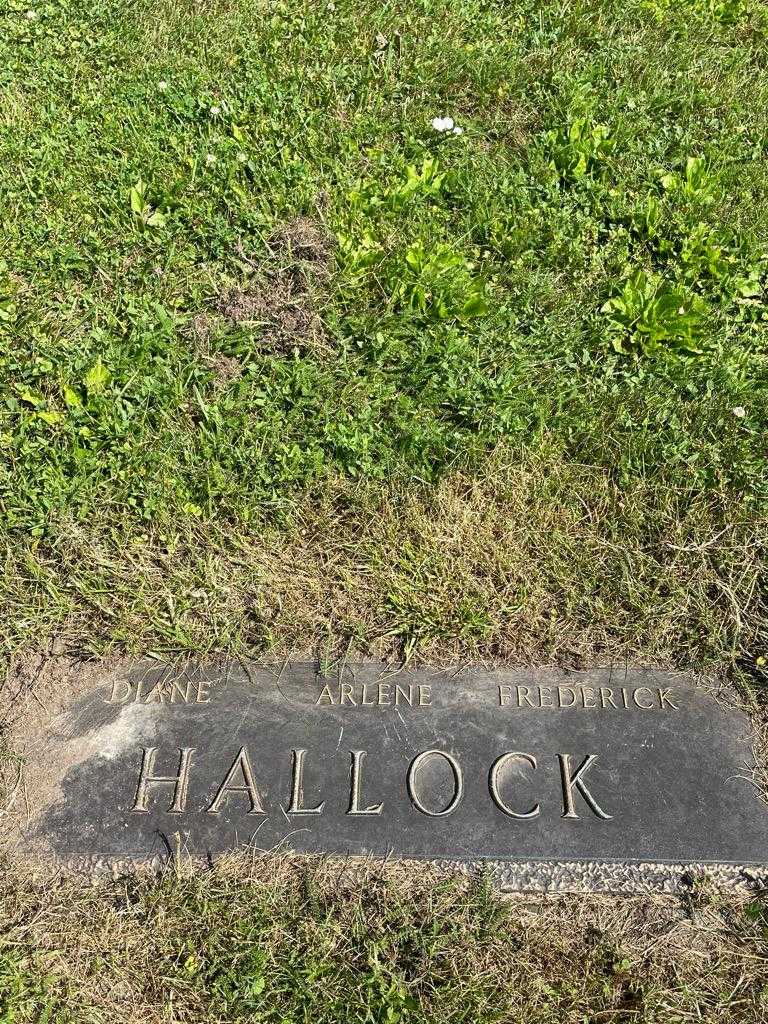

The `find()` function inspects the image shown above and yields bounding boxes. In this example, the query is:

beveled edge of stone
[43,854,768,893]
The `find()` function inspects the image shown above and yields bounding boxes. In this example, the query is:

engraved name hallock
[28,666,768,887]
[130,746,613,821]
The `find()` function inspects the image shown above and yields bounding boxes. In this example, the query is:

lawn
[1,0,766,668]
[2,0,768,1019]
[2,860,768,1023]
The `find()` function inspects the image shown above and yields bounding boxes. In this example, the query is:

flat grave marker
[8,662,768,892]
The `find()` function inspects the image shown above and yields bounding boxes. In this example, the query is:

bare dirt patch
[269,215,334,277]
[217,274,326,355]
[217,216,336,357]
[206,351,243,387]
[0,654,126,852]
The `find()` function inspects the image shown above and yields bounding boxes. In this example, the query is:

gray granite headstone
[13,662,768,892]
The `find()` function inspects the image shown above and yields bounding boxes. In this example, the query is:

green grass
[2,6,768,1014]
[2,858,768,1023]
[1,0,767,666]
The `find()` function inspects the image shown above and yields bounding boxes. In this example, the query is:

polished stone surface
[20,662,768,889]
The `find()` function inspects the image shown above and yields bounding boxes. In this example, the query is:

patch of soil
[269,215,334,281]
[0,652,89,734]
[183,313,244,389]
[0,654,124,849]
[207,352,243,386]
[217,216,336,357]
[217,276,327,356]
[188,310,214,344]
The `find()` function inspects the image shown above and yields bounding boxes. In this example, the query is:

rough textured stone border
[484,859,768,893]
[48,853,768,893]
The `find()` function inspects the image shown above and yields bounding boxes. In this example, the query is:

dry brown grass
[1,855,767,1023]
[3,452,765,672]
[1,460,767,1021]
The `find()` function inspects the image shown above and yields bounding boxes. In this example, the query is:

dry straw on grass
[1,854,767,1023]
[4,453,765,670]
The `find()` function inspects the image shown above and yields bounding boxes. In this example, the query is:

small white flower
[209,105,221,116]
[157,80,168,92]
[431,116,456,133]
[25,9,38,18]
[205,153,217,166]
[732,406,746,419]
[452,126,464,136]
[237,151,248,163]
[327,1,335,9]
